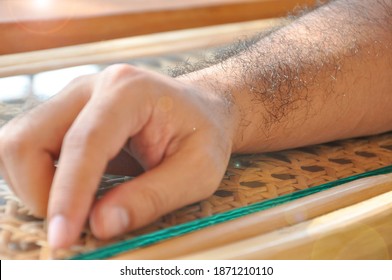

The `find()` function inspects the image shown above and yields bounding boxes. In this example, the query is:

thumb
[89,138,224,239]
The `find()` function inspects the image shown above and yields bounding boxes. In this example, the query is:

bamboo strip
[179,190,392,260]
[0,18,283,78]
[110,173,392,260]
[0,0,313,54]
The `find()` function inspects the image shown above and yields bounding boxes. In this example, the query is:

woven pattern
[1,132,392,259]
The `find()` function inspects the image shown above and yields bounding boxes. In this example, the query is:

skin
[0,0,391,249]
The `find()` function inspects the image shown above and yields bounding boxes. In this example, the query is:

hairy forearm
[181,0,392,153]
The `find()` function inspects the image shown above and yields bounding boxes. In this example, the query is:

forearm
[181,0,392,153]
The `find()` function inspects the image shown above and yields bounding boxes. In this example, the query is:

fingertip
[48,215,73,249]
[89,182,163,240]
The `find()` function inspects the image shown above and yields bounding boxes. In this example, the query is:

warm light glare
[35,0,51,9]
[0,76,30,102]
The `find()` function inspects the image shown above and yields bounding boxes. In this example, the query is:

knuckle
[65,75,93,99]
[66,74,91,93]
[102,64,142,84]
[100,64,155,98]
[93,65,157,110]
[0,125,30,158]
[69,75,86,86]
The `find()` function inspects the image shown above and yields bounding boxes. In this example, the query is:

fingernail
[48,215,69,249]
[102,207,129,237]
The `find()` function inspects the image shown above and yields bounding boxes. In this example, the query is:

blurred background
[0,0,314,125]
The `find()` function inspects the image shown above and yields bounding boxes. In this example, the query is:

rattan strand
[1,132,392,259]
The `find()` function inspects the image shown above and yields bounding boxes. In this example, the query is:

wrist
[176,68,243,154]
[176,65,291,154]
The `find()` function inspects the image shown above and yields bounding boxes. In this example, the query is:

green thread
[71,165,392,260]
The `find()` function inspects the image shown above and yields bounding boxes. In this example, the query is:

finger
[3,148,55,217]
[0,117,44,212]
[0,152,16,193]
[47,65,154,249]
[0,76,93,216]
[89,134,224,239]
[0,131,14,187]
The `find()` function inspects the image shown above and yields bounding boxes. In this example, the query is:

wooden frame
[2,0,392,260]
[179,191,392,260]
[0,18,282,77]
[0,0,315,54]
[110,174,392,260]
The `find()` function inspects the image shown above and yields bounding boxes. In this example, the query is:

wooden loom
[1,0,392,260]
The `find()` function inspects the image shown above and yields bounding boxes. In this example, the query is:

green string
[71,164,392,260]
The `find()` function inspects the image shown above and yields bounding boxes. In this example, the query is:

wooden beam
[0,0,316,54]
[0,18,283,77]
[110,174,392,260]
[179,190,392,260]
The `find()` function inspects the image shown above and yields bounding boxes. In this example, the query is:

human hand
[0,65,237,249]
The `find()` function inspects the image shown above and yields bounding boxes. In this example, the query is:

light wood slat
[179,189,392,260]
[111,174,392,260]
[0,18,283,77]
[0,0,315,54]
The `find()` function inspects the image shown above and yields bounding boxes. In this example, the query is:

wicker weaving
[1,0,392,261]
